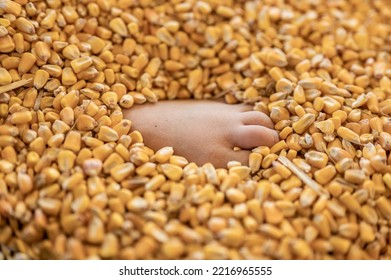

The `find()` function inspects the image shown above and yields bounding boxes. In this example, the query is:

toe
[231,125,279,149]
[241,111,274,129]
[235,103,254,112]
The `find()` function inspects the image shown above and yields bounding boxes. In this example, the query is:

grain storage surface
[0,0,391,259]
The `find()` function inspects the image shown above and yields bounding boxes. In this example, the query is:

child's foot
[123,99,279,168]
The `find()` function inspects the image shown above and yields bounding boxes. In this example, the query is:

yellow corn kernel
[156,27,176,46]
[61,67,77,86]
[18,53,36,74]
[34,41,51,62]
[272,161,292,179]
[33,69,49,89]
[0,68,12,86]
[110,163,135,182]
[225,188,246,204]
[101,91,118,109]
[11,111,32,124]
[15,17,35,34]
[344,169,366,184]
[375,196,391,221]
[262,48,288,67]
[322,96,342,114]
[298,77,322,89]
[268,67,285,81]
[160,164,183,181]
[164,60,185,71]
[109,18,128,37]
[97,126,119,142]
[292,113,315,134]
[132,53,149,71]
[304,151,328,169]
[314,165,336,185]
[275,78,293,94]
[337,127,361,145]
[62,44,80,60]
[141,87,158,103]
[70,57,93,73]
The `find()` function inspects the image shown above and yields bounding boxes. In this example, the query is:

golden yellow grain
[0,0,391,261]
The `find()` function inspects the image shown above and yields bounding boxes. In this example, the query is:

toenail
[273,131,280,144]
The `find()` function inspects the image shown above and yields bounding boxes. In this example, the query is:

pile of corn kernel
[1,0,391,260]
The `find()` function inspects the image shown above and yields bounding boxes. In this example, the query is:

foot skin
[124,99,279,168]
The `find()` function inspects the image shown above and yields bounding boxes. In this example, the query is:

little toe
[241,111,274,129]
[231,125,279,149]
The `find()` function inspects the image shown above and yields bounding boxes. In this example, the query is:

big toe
[241,110,274,129]
[231,125,279,150]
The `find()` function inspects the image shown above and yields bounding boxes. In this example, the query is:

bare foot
[124,99,279,168]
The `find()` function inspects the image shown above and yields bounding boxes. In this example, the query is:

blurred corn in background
[0,0,391,259]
